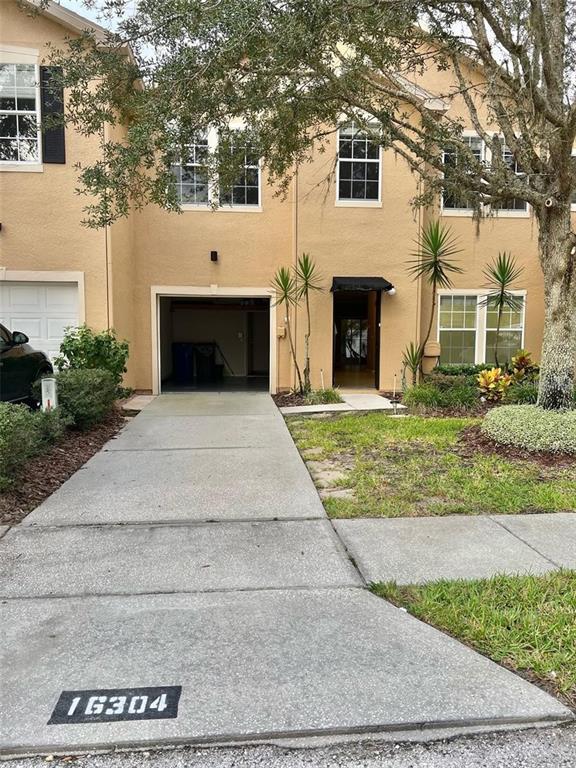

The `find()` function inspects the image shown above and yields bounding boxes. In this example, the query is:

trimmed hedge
[56,368,117,429]
[481,405,576,454]
[0,404,67,490]
[433,363,487,377]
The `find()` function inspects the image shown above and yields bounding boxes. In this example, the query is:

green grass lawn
[372,572,576,708]
[287,413,576,517]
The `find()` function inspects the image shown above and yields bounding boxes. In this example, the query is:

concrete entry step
[1,589,570,756]
[0,521,362,598]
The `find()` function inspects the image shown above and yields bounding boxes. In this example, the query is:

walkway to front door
[0,394,569,755]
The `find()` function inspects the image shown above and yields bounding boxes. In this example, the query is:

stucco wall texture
[0,2,559,393]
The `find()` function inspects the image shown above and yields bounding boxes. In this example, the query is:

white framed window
[336,122,381,206]
[493,144,528,215]
[441,135,484,214]
[437,290,525,365]
[0,61,41,165]
[172,132,210,204]
[171,127,261,210]
[441,135,529,217]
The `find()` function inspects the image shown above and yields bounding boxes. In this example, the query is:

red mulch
[458,423,576,469]
[0,410,126,526]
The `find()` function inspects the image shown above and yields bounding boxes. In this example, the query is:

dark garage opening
[159,297,270,391]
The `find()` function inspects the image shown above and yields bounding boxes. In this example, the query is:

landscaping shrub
[304,388,343,405]
[481,405,576,454]
[511,350,539,382]
[403,382,477,410]
[33,408,69,446]
[56,368,117,429]
[0,403,41,490]
[477,367,513,402]
[55,325,129,390]
[506,381,539,404]
[434,363,486,377]
[426,372,477,389]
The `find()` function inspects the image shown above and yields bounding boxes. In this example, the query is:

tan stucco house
[0,1,561,395]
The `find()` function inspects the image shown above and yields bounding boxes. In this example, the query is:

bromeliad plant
[477,367,513,402]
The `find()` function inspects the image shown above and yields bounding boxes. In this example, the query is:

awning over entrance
[331,276,394,292]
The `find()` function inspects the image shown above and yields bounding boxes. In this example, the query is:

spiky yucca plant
[271,266,304,394]
[482,252,524,368]
[295,253,323,393]
[407,221,463,357]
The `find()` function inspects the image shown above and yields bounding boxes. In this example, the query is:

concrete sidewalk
[0,393,571,757]
[335,513,576,584]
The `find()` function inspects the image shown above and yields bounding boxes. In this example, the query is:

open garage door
[158,296,270,392]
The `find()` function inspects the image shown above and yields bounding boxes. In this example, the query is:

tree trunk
[285,308,304,394]
[536,205,576,410]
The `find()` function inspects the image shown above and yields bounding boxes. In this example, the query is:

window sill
[335,199,382,208]
[491,209,530,218]
[0,163,43,173]
[180,204,263,213]
[440,209,475,217]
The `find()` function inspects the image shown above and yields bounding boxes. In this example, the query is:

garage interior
[159,297,270,391]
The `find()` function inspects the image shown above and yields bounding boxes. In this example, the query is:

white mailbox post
[41,376,58,412]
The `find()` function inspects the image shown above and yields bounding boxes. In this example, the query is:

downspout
[292,163,299,391]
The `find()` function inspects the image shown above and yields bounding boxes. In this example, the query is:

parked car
[0,323,53,404]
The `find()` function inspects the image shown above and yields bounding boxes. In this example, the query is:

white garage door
[0,281,79,362]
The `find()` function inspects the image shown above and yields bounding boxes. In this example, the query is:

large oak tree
[34,0,576,408]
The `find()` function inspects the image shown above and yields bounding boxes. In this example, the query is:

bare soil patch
[458,424,576,469]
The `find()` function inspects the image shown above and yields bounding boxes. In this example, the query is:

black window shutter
[40,66,66,164]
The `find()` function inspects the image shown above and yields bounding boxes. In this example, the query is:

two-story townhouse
[0,0,556,396]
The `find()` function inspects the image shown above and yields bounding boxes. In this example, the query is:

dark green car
[0,323,53,404]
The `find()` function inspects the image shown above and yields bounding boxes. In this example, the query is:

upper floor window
[494,145,528,213]
[442,136,483,211]
[438,292,525,365]
[337,122,381,203]
[171,128,260,209]
[220,135,260,206]
[173,133,210,204]
[0,63,40,163]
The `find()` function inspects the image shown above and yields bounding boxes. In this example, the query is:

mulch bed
[458,423,576,469]
[0,410,126,526]
[272,391,307,407]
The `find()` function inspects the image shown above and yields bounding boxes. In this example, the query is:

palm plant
[482,252,524,368]
[402,341,423,387]
[295,253,323,393]
[271,266,304,394]
[407,220,463,357]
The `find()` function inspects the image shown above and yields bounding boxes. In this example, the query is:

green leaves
[482,251,524,313]
[407,220,463,289]
[295,252,323,300]
[271,266,297,308]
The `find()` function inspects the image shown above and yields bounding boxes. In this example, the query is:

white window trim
[335,123,382,208]
[436,288,526,365]
[0,48,43,172]
[440,133,530,219]
[178,126,262,213]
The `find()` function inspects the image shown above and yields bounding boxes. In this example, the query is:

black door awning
[331,276,394,292]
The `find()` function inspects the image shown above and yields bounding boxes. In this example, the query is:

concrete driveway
[0,394,571,756]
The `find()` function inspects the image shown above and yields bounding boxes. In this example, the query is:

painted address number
[48,686,182,725]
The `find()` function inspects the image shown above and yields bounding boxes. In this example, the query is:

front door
[333,291,379,389]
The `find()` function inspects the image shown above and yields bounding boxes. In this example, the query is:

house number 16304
[48,686,182,725]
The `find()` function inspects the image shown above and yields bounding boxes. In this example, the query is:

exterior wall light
[387,287,396,296]
[210,250,218,262]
